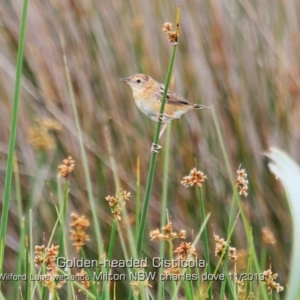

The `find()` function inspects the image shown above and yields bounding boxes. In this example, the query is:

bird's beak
[120,77,129,82]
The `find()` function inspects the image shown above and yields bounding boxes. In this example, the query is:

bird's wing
[154,84,192,106]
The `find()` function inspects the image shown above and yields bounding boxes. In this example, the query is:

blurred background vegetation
[1,0,299,298]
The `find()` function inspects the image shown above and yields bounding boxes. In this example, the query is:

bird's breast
[134,97,164,122]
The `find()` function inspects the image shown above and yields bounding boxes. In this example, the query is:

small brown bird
[121,74,207,152]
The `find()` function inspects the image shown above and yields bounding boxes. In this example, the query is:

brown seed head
[58,156,75,178]
[174,242,197,259]
[181,168,207,188]
[28,118,61,151]
[228,247,237,261]
[34,244,59,271]
[43,244,59,271]
[167,31,178,43]
[263,269,284,294]
[162,223,173,236]
[214,234,228,257]
[34,245,46,267]
[121,190,131,201]
[34,243,66,292]
[150,224,187,242]
[149,229,161,241]
[28,127,55,151]
[236,167,248,197]
[162,22,179,44]
[162,22,172,32]
[105,189,131,221]
[261,227,276,245]
[166,224,179,240]
[70,213,90,252]
[178,230,187,240]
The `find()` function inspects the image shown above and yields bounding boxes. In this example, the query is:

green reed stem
[25,236,30,300]
[220,190,238,299]
[186,266,194,300]
[58,180,76,299]
[60,32,103,257]
[198,187,212,300]
[157,124,171,299]
[79,249,100,300]
[135,157,141,239]
[12,158,26,299]
[136,5,181,256]
[58,180,69,257]
[101,219,117,300]
[0,0,28,281]
[167,240,176,298]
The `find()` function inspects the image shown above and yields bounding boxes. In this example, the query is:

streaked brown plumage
[120,74,207,152]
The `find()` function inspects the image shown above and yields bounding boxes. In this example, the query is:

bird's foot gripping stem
[158,113,166,123]
[151,143,162,153]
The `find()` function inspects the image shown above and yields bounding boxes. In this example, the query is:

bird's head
[120,74,152,92]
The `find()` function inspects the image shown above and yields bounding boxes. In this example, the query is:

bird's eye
[136,79,141,83]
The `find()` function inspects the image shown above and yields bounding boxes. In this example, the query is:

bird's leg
[151,123,168,153]
[159,122,168,139]
[150,113,171,153]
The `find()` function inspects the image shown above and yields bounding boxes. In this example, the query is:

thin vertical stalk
[58,180,69,257]
[0,0,29,279]
[25,236,30,300]
[136,5,181,256]
[220,190,238,299]
[100,219,117,300]
[60,32,103,257]
[12,156,26,299]
[198,187,212,300]
[157,123,171,298]
[168,241,176,299]
[135,157,141,239]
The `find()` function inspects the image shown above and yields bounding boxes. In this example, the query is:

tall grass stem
[136,5,181,256]
[0,0,29,279]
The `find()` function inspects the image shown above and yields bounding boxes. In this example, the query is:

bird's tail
[193,104,212,109]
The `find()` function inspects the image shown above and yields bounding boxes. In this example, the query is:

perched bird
[120,74,207,152]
